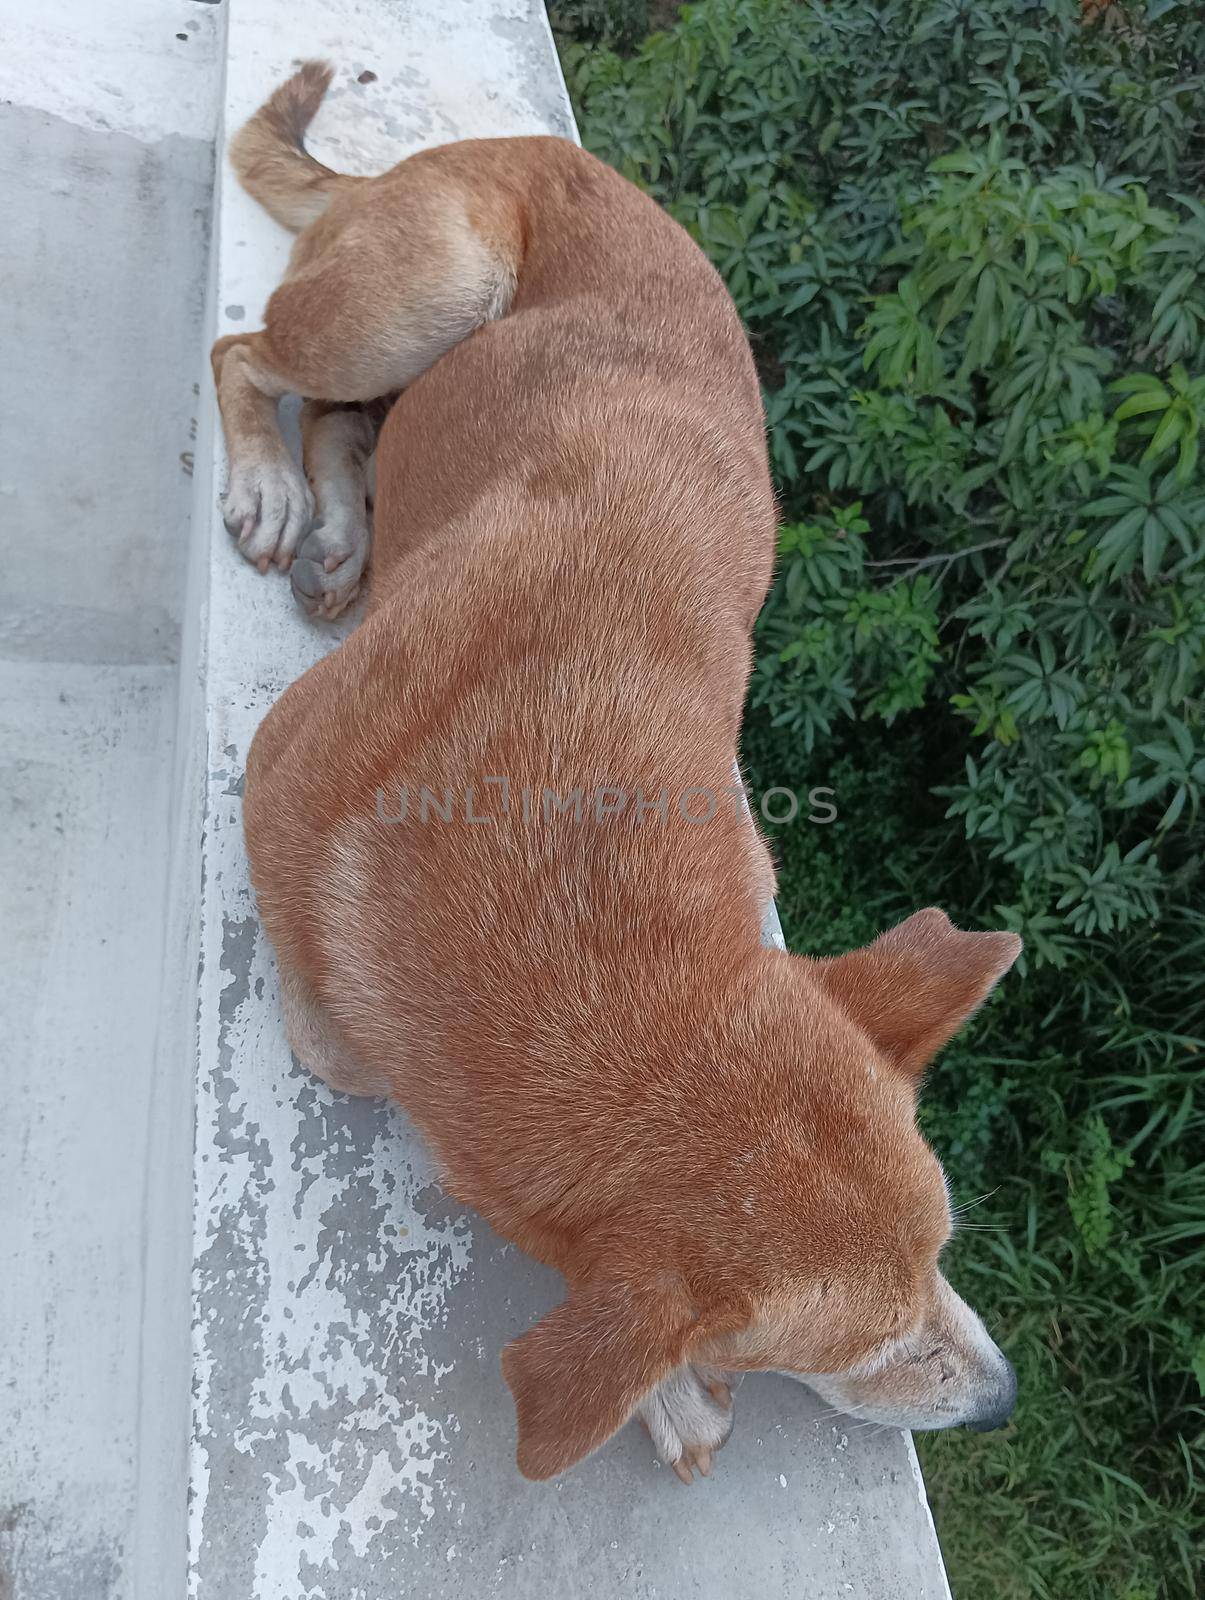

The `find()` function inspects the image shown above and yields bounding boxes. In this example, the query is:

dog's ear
[812,908,1021,1080]
[501,1274,695,1480]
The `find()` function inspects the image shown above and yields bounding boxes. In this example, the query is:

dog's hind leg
[290,398,391,620]
[210,170,519,576]
[279,963,391,1098]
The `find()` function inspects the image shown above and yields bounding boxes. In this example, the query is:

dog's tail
[229,61,360,232]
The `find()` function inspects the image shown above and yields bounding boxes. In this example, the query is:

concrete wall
[0,3,223,1595]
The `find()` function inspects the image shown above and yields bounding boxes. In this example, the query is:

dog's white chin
[779,1371,918,1431]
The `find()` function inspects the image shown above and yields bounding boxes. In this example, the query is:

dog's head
[502,908,1021,1479]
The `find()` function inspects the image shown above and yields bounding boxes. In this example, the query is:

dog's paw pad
[290,519,367,620]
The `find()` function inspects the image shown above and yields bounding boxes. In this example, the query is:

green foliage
[758,502,943,745]
[1042,1113,1135,1255]
[561,1,1205,1595]
[562,0,1205,955]
[547,0,650,51]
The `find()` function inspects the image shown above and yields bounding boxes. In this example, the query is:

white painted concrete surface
[1,2,952,1596]
[0,3,218,1592]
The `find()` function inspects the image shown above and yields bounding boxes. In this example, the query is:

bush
[547,0,651,51]
[560,3,1205,1595]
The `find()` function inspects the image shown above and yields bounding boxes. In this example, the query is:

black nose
[968,1356,1017,1432]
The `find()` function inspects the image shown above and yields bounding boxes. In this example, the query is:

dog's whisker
[951,1187,1000,1216]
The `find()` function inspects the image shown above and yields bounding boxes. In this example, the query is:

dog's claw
[638,1366,736,1484]
[290,514,368,621]
[220,458,314,570]
[671,1443,715,1484]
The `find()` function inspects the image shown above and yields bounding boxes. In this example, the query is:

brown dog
[213,63,1021,1484]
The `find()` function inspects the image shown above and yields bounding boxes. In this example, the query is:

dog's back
[366,138,775,612]
[243,133,781,1249]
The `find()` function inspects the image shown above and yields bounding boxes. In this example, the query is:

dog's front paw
[220,457,315,574]
[637,1367,736,1484]
[290,513,368,621]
